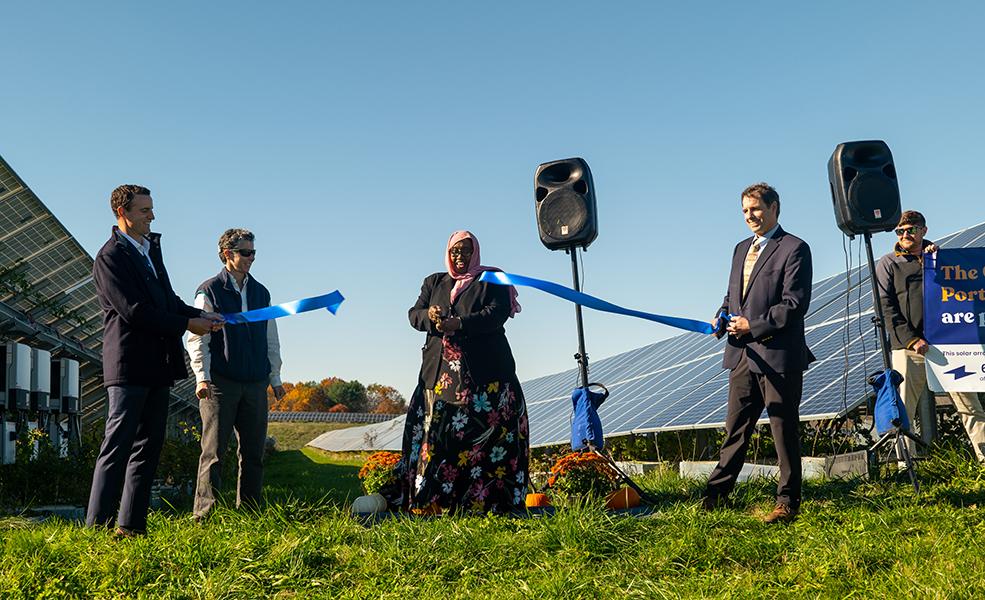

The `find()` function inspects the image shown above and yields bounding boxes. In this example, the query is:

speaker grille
[538,190,588,240]
[848,173,898,225]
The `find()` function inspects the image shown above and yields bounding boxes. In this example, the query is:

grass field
[3,424,985,598]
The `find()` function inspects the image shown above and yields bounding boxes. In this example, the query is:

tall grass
[3,446,985,598]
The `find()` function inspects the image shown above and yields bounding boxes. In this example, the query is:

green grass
[266,422,358,452]
[3,445,985,598]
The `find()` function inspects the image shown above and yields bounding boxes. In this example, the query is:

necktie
[742,239,760,294]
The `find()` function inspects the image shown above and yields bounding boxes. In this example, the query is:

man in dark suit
[702,182,814,524]
[86,184,223,537]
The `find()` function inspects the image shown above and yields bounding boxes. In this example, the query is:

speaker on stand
[828,140,919,491]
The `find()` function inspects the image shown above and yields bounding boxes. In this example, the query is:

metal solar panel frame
[0,153,199,426]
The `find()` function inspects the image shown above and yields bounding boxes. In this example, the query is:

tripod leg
[895,435,920,494]
[592,449,655,505]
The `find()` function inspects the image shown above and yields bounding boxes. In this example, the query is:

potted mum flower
[546,452,620,505]
[353,451,401,514]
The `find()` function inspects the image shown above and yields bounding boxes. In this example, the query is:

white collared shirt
[750,223,780,254]
[187,272,283,387]
[117,229,157,278]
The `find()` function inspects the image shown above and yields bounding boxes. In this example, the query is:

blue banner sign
[923,249,985,391]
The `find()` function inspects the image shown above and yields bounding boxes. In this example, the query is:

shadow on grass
[263,448,363,506]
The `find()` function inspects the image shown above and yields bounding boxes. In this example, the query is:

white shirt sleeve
[267,318,283,387]
[187,292,212,383]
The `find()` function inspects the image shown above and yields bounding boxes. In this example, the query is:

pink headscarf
[445,230,520,317]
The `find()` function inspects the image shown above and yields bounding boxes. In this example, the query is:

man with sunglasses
[875,211,985,462]
[188,228,286,520]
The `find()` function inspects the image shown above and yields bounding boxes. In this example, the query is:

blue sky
[3,2,984,399]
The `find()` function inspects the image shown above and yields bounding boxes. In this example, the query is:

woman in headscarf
[394,230,528,514]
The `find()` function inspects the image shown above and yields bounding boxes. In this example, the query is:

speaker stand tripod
[566,247,654,504]
[861,230,923,493]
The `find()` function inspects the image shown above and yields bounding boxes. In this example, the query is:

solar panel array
[310,221,985,452]
[0,153,199,424]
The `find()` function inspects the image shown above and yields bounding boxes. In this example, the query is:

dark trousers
[193,374,269,518]
[86,385,170,531]
[705,359,804,508]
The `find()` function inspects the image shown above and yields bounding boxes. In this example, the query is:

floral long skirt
[396,337,529,514]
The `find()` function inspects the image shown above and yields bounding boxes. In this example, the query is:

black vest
[198,269,272,383]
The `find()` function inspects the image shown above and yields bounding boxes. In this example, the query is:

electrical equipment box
[2,342,32,411]
[31,348,52,412]
[52,358,80,414]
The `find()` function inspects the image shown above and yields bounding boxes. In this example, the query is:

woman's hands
[429,305,462,333]
[436,316,462,333]
[428,305,444,324]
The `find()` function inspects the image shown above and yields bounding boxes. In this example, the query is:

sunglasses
[895,226,922,237]
[228,248,256,257]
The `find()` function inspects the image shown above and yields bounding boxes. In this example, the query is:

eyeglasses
[895,226,922,237]
[449,248,473,257]
[228,248,256,257]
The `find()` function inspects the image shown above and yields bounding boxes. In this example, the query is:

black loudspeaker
[534,157,598,250]
[828,140,902,237]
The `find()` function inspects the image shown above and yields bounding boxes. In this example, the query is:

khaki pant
[893,349,985,462]
[193,374,269,518]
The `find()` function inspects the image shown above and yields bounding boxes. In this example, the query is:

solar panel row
[311,220,985,452]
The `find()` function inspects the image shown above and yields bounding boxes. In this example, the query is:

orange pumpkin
[604,486,641,510]
[525,493,552,508]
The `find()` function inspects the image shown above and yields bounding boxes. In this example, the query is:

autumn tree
[269,378,400,413]
[366,384,407,414]
[324,379,368,412]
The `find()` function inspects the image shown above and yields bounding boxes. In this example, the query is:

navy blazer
[93,228,202,387]
[718,226,815,374]
[410,272,517,388]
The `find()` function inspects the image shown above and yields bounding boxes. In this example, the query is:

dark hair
[898,210,926,227]
[218,228,255,264]
[110,185,151,216]
[741,182,780,217]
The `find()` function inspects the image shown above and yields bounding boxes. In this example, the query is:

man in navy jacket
[86,184,222,537]
[702,183,814,524]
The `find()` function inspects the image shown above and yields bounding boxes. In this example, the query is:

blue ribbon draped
[221,290,345,325]
[478,271,714,335]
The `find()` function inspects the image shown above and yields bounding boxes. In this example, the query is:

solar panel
[0,153,200,426]
[310,220,985,452]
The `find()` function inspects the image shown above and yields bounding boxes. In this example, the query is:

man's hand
[187,317,217,336]
[202,311,225,332]
[273,385,286,401]
[196,381,212,400]
[912,338,930,356]
[726,315,751,337]
[436,316,462,333]
[925,243,939,254]
[428,305,444,324]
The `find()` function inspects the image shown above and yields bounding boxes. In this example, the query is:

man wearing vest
[87,184,224,537]
[189,228,286,520]
[874,210,985,462]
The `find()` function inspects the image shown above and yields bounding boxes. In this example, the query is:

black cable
[834,233,853,454]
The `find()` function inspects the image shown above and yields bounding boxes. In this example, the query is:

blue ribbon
[478,271,714,334]
[221,290,345,325]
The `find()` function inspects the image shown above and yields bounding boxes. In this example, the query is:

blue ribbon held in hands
[222,290,345,325]
[478,271,715,335]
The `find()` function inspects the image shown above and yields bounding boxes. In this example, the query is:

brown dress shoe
[763,504,798,524]
[113,527,145,539]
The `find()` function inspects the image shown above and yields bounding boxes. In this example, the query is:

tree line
[267,377,407,414]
